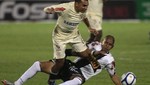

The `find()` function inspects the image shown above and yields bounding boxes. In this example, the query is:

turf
[0,21,150,85]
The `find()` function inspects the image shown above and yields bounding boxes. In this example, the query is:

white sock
[59,77,82,85]
[14,61,41,85]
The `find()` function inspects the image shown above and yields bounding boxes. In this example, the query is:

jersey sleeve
[106,61,116,76]
[44,2,69,14]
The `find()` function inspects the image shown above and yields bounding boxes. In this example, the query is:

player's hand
[89,28,98,36]
[91,41,100,46]
[44,7,65,14]
[54,7,66,12]
[44,8,55,14]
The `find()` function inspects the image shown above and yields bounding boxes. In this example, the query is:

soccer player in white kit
[43,0,101,76]
[1,35,121,85]
[86,0,108,44]
[49,35,122,85]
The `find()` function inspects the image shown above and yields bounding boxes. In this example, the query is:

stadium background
[0,0,150,21]
[0,0,150,85]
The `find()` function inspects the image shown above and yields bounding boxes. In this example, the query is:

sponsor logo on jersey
[64,20,79,26]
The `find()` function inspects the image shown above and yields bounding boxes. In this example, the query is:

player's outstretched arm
[107,62,122,85]
[110,74,122,85]
[83,18,98,35]
[43,7,65,14]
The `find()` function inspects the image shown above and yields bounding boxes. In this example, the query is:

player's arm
[84,18,102,44]
[110,74,122,85]
[43,7,65,14]
[94,30,102,41]
[83,18,98,36]
[106,62,122,85]
[43,3,66,14]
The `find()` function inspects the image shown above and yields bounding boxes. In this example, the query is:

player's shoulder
[65,2,74,7]
[100,53,115,64]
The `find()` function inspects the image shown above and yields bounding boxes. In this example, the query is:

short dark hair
[75,0,81,2]
[105,35,115,44]
[75,0,88,3]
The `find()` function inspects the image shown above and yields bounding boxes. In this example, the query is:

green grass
[0,21,150,85]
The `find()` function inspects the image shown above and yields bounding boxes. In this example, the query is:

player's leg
[50,39,66,75]
[48,76,56,85]
[79,48,101,69]
[59,77,83,85]
[86,33,96,44]
[2,61,54,85]
[48,48,75,85]
[57,60,85,85]
[72,35,100,69]
[86,14,103,44]
[87,30,102,44]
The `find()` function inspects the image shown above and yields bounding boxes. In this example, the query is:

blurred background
[0,0,150,21]
[0,0,150,85]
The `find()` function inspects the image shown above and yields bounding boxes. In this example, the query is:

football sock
[14,61,41,85]
[65,49,78,56]
[65,49,73,56]
[59,77,82,85]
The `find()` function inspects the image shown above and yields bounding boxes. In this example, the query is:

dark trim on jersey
[75,54,105,68]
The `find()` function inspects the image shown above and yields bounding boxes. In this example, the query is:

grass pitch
[0,21,150,85]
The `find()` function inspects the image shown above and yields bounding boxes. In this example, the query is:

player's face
[101,38,114,52]
[76,0,88,13]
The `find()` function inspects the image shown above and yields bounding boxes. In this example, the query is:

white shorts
[87,14,102,31]
[52,33,87,59]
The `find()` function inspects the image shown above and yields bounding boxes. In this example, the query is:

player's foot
[1,80,14,85]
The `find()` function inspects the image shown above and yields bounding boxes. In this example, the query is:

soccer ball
[121,72,136,85]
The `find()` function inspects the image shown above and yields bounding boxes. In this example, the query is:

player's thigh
[71,35,87,53]
[40,60,54,74]
[71,35,90,57]
[53,39,66,59]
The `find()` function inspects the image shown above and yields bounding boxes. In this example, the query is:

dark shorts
[50,59,85,82]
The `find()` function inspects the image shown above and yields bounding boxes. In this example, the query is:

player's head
[75,0,88,13]
[101,35,115,52]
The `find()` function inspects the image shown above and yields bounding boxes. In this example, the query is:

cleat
[1,80,14,85]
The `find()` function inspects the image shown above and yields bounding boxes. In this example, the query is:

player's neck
[74,3,79,13]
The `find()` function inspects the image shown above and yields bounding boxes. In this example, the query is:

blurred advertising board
[0,0,136,21]
[103,0,136,19]
[0,0,70,21]
[136,0,150,20]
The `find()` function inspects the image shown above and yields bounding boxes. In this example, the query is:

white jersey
[74,42,116,80]
[44,2,88,59]
[44,2,87,38]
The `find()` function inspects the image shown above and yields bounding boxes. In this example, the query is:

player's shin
[15,61,41,85]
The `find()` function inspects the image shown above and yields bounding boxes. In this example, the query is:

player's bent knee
[32,61,41,71]
[33,61,40,67]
